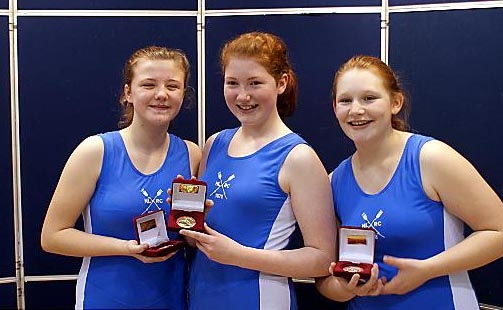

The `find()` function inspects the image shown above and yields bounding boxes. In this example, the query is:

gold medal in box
[333,226,375,283]
[168,179,207,232]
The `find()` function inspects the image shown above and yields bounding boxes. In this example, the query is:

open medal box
[133,209,185,257]
[333,226,375,283]
[168,178,207,232]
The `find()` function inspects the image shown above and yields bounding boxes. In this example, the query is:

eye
[141,83,155,89]
[337,98,352,105]
[363,95,378,102]
[250,80,262,86]
[167,85,180,91]
[225,80,238,86]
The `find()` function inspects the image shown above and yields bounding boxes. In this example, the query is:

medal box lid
[171,179,207,212]
[133,209,169,247]
[338,226,375,264]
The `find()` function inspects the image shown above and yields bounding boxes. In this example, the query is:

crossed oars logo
[361,210,385,238]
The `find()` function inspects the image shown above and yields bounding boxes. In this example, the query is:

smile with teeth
[349,120,371,126]
[237,104,258,110]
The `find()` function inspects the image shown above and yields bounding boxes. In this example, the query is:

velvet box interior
[168,179,207,232]
[133,209,185,257]
[333,226,375,283]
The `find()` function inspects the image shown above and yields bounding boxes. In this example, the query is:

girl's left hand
[381,255,432,295]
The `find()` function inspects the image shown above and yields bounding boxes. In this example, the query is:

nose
[236,87,250,101]
[348,100,364,115]
[155,86,168,100]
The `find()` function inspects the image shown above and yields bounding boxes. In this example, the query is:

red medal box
[168,179,207,232]
[133,209,185,257]
[333,226,375,283]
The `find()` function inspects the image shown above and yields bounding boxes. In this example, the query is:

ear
[277,73,288,95]
[332,98,337,115]
[124,84,131,102]
[391,92,404,115]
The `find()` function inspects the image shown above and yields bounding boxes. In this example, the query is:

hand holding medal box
[333,226,375,283]
[168,178,207,232]
[133,209,185,257]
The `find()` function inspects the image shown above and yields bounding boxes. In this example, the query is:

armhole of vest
[274,138,305,195]
[332,158,348,216]
[95,133,108,186]
[278,139,304,169]
[205,130,226,166]
[332,173,340,216]
[414,135,434,192]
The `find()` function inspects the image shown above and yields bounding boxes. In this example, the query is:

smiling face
[333,68,402,144]
[124,58,185,128]
[223,57,286,127]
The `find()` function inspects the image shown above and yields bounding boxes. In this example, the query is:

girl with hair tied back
[42,46,201,309]
[316,55,503,310]
[180,32,336,309]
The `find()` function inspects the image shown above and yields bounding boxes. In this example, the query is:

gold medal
[179,184,199,194]
[176,216,196,229]
[343,266,363,273]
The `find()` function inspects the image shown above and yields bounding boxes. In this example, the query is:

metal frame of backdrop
[3,0,503,309]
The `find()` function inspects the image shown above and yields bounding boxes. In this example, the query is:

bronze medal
[343,266,363,273]
[176,216,196,229]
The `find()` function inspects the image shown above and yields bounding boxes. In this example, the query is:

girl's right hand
[124,240,177,263]
[330,262,386,297]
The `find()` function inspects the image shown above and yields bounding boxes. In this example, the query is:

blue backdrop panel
[389,8,503,307]
[205,14,380,171]
[0,284,16,309]
[17,16,198,276]
[390,0,486,5]
[24,280,76,309]
[19,0,196,10]
[207,0,379,10]
[0,1,6,8]
[0,16,15,280]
